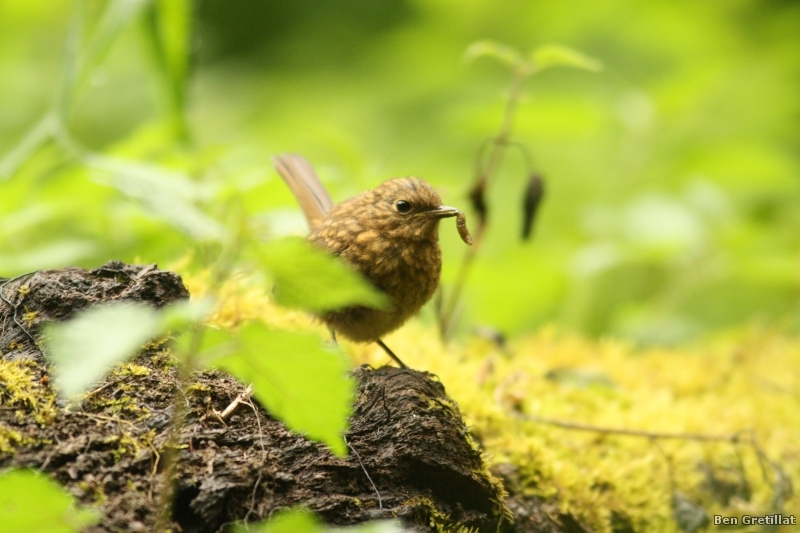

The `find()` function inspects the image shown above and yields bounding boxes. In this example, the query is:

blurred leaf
[105,121,185,159]
[464,40,526,68]
[235,509,321,533]
[354,522,408,533]
[161,298,214,331]
[0,469,99,533]
[234,507,406,533]
[143,0,192,137]
[544,367,615,389]
[623,195,704,256]
[51,0,150,115]
[210,323,354,456]
[260,237,387,312]
[0,241,96,275]
[530,44,603,73]
[0,205,55,238]
[44,302,162,399]
[87,154,225,242]
[82,0,151,77]
[0,115,56,181]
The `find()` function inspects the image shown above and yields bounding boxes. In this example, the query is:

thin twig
[514,412,744,443]
[650,438,676,493]
[0,272,42,354]
[148,440,162,502]
[345,435,383,509]
[83,379,120,400]
[218,384,254,421]
[243,395,267,524]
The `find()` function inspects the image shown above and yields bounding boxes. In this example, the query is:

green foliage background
[1,3,799,531]
[1,0,798,343]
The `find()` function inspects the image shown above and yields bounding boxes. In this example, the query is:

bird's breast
[372,239,441,308]
[310,214,443,341]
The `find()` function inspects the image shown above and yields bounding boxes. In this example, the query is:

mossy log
[0,262,580,533]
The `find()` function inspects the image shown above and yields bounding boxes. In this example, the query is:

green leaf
[530,44,603,73]
[161,298,214,331]
[211,324,354,456]
[44,302,162,399]
[344,522,406,533]
[0,469,99,533]
[54,0,150,114]
[82,0,151,77]
[234,508,406,533]
[463,39,525,68]
[87,154,226,242]
[143,0,192,138]
[260,237,387,313]
[0,115,55,181]
[235,509,321,533]
[0,240,96,275]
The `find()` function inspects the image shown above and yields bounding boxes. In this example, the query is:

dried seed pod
[456,211,473,245]
[522,173,544,240]
[469,181,488,226]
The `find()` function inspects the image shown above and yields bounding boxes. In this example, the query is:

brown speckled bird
[272,153,470,368]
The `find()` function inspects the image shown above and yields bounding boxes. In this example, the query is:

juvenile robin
[272,154,471,368]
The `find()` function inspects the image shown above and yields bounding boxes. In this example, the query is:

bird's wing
[271,153,335,230]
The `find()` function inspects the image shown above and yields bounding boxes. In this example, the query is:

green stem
[152,323,206,532]
[439,65,531,340]
[152,219,243,530]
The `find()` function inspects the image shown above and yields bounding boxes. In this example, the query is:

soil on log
[0,262,584,533]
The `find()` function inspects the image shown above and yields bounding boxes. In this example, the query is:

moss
[5,341,22,352]
[77,479,108,504]
[0,425,23,454]
[150,349,178,370]
[143,338,170,352]
[104,434,141,463]
[0,359,58,455]
[179,270,800,532]
[21,310,38,324]
[91,395,150,419]
[0,359,58,427]
[113,363,152,378]
[180,269,320,334]
[404,496,478,533]
[185,383,211,396]
[346,322,800,533]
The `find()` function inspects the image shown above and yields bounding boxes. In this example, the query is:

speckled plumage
[273,154,463,344]
[310,178,445,341]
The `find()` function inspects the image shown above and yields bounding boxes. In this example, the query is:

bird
[272,153,471,368]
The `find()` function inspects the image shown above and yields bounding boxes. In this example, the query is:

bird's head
[363,178,458,240]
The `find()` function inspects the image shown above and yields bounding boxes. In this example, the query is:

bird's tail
[271,153,334,230]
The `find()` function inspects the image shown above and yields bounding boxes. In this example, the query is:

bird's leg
[331,329,408,368]
[376,339,408,369]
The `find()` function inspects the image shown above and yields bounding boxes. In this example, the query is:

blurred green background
[1,0,799,345]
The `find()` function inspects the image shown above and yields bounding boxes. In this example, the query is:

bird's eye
[395,200,412,214]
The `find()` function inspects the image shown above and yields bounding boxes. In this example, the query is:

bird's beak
[425,205,460,219]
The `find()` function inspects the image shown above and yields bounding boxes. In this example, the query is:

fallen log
[0,262,577,533]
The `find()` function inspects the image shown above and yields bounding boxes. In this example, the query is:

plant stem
[152,230,242,531]
[439,66,531,340]
[152,321,209,532]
